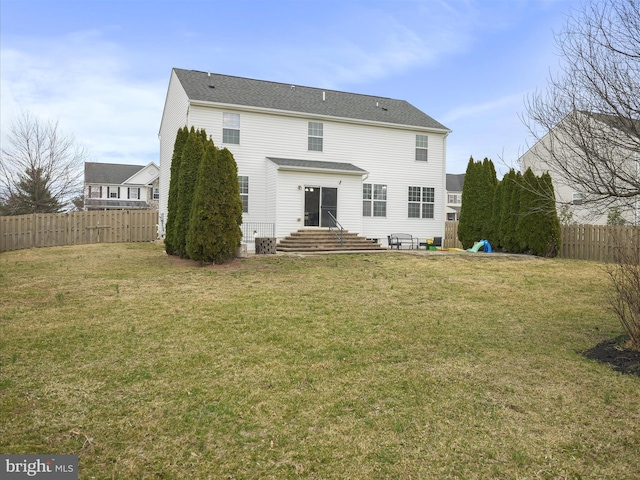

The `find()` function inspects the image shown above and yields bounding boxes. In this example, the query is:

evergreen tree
[457,157,481,249]
[534,173,562,257]
[3,167,62,214]
[499,170,516,250]
[480,158,498,241]
[490,179,504,250]
[164,126,189,255]
[208,147,243,263]
[517,167,539,253]
[504,171,524,253]
[186,141,219,262]
[173,128,205,258]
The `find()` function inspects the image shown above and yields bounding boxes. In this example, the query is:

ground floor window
[239,176,249,213]
[363,183,387,217]
[408,186,435,219]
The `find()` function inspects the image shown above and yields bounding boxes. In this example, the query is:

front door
[304,186,337,227]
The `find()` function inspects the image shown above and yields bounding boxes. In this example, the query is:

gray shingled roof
[174,69,450,131]
[268,157,367,174]
[446,173,465,192]
[85,162,146,184]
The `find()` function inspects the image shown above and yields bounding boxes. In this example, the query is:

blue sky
[1,0,577,175]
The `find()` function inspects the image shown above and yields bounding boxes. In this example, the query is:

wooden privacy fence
[444,221,639,262]
[561,224,639,262]
[444,221,464,249]
[0,210,158,252]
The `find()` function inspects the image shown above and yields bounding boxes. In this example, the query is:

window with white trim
[415,135,428,162]
[572,192,584,205]
[223,112,240,144]
[108,186,119,199]
[308,122,323,151]
[128,187,140,200]
[89,185,102,198]
[239,176,249,213]
[153,187,160,200]
[363,183,387,217]
[448,193,462,204]
[408,186,435,219]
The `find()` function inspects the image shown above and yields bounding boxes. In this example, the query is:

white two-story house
[158,69,451,248]
[84,162,159,211]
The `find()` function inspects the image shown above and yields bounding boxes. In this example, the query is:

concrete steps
[276,229,384,252]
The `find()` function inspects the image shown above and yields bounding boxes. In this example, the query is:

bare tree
[0,111,87,215]
[524,0,640,220]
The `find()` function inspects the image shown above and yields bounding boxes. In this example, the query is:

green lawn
[1,243,639,479]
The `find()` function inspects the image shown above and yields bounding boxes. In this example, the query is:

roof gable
[124,162,160,185]
[173,69,450,131]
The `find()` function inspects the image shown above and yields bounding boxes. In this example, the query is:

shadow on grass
[583,335,640,377]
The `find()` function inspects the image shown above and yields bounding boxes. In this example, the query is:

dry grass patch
[1,244,639,479]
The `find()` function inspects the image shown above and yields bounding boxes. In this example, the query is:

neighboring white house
[520,111,639,225]
[158,68,451,248]
[84,162,160,210]
[446,173,464,221]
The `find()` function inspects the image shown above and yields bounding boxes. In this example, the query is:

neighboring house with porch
[158,68,451,249]
[84,162,160,211]
[446,173,464,221]
[520,111,639,225]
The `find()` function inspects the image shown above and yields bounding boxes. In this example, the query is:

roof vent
[208,85,215,89]
[291,85,295,90]
[322,91,326,101]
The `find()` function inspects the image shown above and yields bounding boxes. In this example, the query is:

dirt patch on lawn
[583,336,640,377]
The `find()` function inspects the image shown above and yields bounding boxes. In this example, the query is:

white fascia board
[189,100,451,135]
[275,165,369,176]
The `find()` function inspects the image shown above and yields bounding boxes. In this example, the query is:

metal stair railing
[326,210,344,247]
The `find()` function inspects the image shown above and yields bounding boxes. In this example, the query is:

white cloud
[442,93,526,124]
[1,31,166,165]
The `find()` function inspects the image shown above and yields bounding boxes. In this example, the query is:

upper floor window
[223,112,240,144]
[408,186,435,219]
[415,135,428,162]
[239,176,249,213]
[572,192,584,205]
[363,183,387,217]
[128,187,140,200]
[308,122,323,151]
[107,186,119,199]
[88,185,102,198]
[153,187,160,200]
[448,193,462,204]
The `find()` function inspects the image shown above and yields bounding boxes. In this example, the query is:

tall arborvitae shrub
[186,141,219,262]
[164,126,189,255]
[533,172,561,257]
[490,179,505,250]
[517,167,539,253]
[504,171,524,253]
[173,128,205,258]
[480,157,498,241]
[499,169,517,251]
[458,157,498,249]
[458,157,481,249]
[208,147,243,263]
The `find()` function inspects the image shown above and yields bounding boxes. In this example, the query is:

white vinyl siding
[160,84,448,242]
